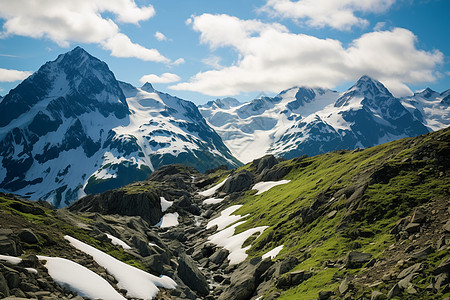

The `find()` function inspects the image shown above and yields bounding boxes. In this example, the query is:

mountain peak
[141,82,155,93]
[352,75,392,97]
[414,87,438,99]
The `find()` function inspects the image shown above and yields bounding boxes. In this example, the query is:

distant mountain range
[0,47,239,207]
[0,47,448,206]
[200,76,449,162]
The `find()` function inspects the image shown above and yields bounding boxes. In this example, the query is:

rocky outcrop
[219,170,254,194]
[69,189,163,225]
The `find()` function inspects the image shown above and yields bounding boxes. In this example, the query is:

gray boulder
[344,251,373,268]
[177,253,209,297]
[220,171,254,194]
[18,229,39,244]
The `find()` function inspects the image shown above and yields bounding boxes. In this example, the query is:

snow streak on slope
[65,235,177,299]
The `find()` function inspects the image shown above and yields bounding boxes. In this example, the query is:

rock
[397,263,422,279]
[344,251,373,268]
[411,245,434,260]
[434,273,448,290]
[404,223,420,234]
[444,219,450,233]
[220,170,254,194]
[0,273,10,297]
[177,253,209,296]
[398,273,415,290]
[387,283,401,299]
[209,248,229,265]
[276,270,311,289]
[318,290,333,299]
[0,231,21,256]
[2,266,20,289]
[143,253,170,275]
[9,202,45,215]
[327,210,337,219]
[18,229,39,244]
[371,290,385,300]
[410,208,426,223]
[405,285,417,294]
[20,282,39,292]
[339,277,353,294]
[252,155,279,174]
[69,189,163,225]
[434,257,450,274]
[219,257,272,300]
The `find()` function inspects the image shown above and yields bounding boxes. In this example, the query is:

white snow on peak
[262,245,284,260]
[38,255,126,300]
[252,180,290,195]
[199,176,229,197]
[64,235,176,299]
[160,196,173,212]
[158,212,179,228]
[106,233,132,250]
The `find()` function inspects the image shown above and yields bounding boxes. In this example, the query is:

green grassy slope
[221,127,449,299]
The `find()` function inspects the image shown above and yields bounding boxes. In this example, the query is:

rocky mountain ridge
[0,47,240,207]
[200,75,448,163]
[0,127,449,299]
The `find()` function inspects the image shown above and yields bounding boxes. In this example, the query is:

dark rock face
[18,229,39,244]
[220,170,254,194]
[251,155,279,174]
[177,253,209,297]
[344,251,373,268]
[0,229,21,256]
[69,190,163,225]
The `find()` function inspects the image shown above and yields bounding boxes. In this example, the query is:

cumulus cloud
[172,58,185,66]
[0,0,171,63]
[261,0,396,30]
[140,72,181,84]
[155,31,168,41]
[0,68,32,82]
[171,13,443,97]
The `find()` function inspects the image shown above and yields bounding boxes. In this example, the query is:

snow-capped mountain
[200,76,437,162]
[401,88,450,131]
[0,47,240,207]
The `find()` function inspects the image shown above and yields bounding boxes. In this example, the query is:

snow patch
[199,176,229,197]
[38,255,126,300]
[207,205,245,231]
[106,233,131,250]
[262,245,284,260]
[160,197,173,212]
[158,212,179,228]
[64,235,176,299]
[203,197,225,205]
[252,180,290,195]
[0,254,21,265]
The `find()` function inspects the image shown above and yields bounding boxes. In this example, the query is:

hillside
[0,127,449,299]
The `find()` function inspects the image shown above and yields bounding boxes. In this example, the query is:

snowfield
[158,212,179,228]
[65,235,177,299]
[262,245,284,260]
[38,255,126,300]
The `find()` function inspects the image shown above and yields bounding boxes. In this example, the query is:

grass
[218,128,449,298]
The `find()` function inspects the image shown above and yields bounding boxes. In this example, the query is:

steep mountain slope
[401,87,450,131]
[200,76,438,162]
[1,128,448,300]
[0,47,240,207]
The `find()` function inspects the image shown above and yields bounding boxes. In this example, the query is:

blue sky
[0,0,449,104]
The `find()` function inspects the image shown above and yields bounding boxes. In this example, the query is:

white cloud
[261,0,396,30]
[155,31,167,41]
[0,68,32,82]
[374,21,387,31]
[0,0,170,63]
[171,14,443,97]
[202,55,223,69]
[102,33,169,63]
[140,72,181,84]
[172,58,185,66]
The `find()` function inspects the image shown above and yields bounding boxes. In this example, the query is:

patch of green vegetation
[221,128,449,298]
[278,268,339,300]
